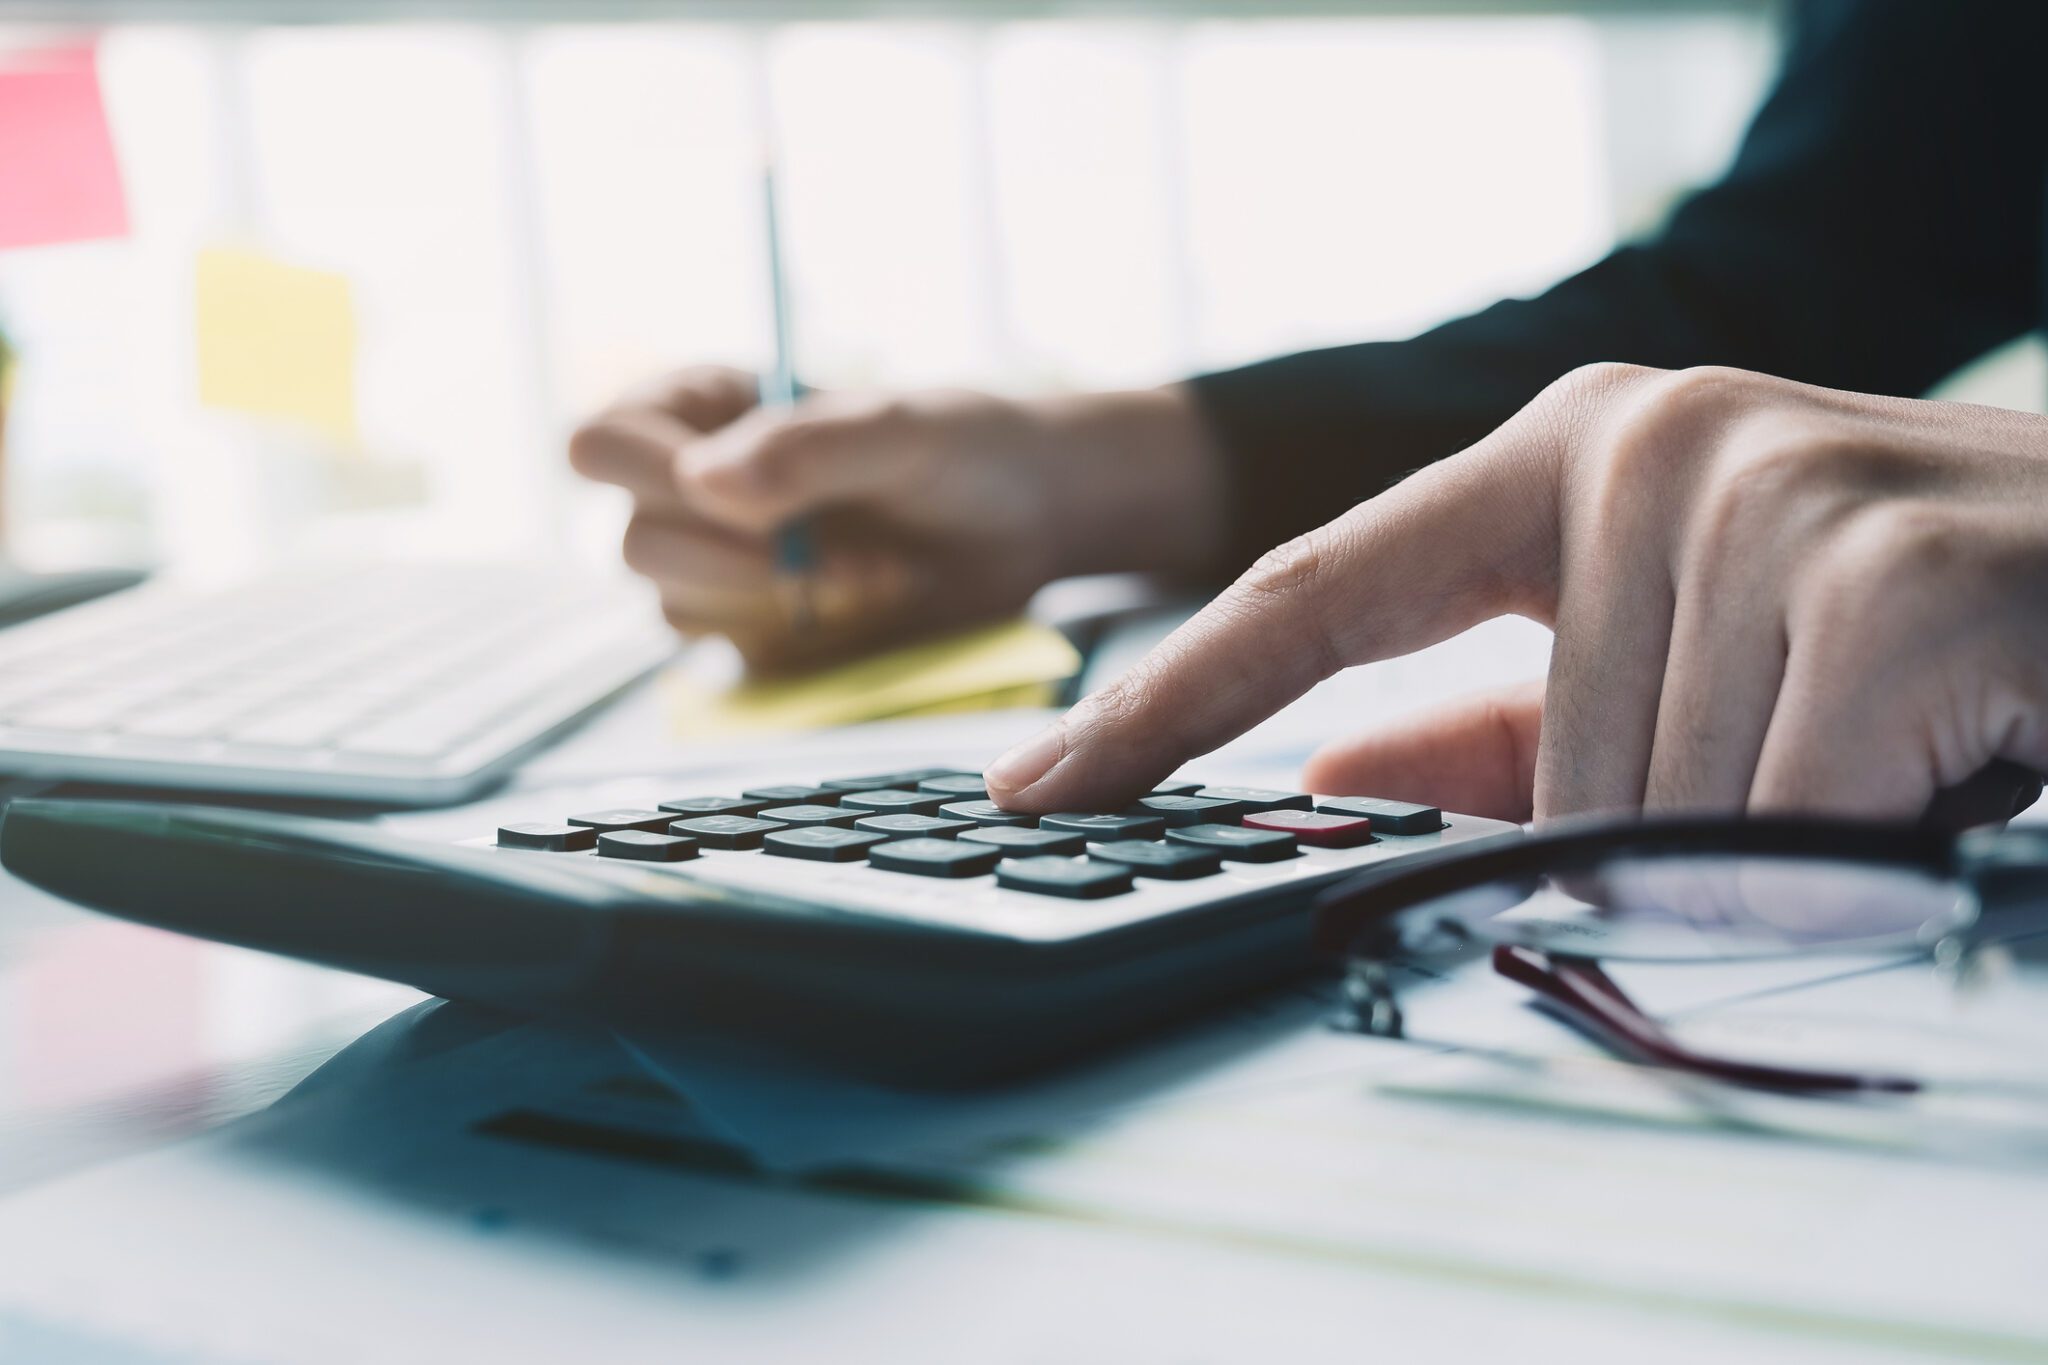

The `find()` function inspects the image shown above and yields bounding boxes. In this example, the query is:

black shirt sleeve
[1185,0,2048,573]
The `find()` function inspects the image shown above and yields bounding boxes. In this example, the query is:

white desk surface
[3,616,2046,1365]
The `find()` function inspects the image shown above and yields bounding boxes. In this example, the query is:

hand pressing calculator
[0,768,1516,1084]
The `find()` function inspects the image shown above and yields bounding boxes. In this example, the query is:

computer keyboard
[0,565,675,803]
[0,773,1515,1081]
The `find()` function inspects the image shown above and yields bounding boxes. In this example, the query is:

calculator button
[566,809,676,833]
[741,785,838,806]
[868,838,1002,878]
[1133,794,1243,828]
[1242,809,1377,848]
[853,813,972,839]
[660,795,771,817]
[1193,786,1312,813]
[597,830,699,862]
[958,825,1086,857]
[838,789,947,816]
[918,773,989,799]
[820,769,957,793]
[669,815,785,850]
[1150,780,1206,797]
[1313,796,1445,834]
[1087,840,1222,879]
[1166,823,1299,862]
[1040,812,1167,842]
[763,827,889,862]
[758,804,858,827]
[996,856,1133,899]
[497,822,596,852]
[940,800,1036,828]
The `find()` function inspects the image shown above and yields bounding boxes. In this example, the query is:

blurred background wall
[0,2,2035,582]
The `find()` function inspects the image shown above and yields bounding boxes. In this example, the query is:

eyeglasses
[1312,815,2048,1096]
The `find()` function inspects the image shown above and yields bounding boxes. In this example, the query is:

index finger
[568,366,762,505]
[983,433,1560,813]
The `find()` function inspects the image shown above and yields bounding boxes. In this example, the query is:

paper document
[195,247,359,446]
[0,44,129,251]
[665,619,1079,739]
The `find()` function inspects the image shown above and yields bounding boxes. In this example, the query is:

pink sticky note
[0,43,130,250]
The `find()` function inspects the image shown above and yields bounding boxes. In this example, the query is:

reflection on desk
[0,887,422,1197]
[5,955,2048,1363]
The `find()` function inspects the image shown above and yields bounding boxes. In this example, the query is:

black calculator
[0,767,1515,1084]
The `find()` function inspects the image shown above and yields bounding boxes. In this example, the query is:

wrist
[1027,384,1229,582]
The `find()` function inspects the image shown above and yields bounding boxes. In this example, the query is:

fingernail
[986,724,1066,799]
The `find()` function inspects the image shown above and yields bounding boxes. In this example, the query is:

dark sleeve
[1186,0,2048,572]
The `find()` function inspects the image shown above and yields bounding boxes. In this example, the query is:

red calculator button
[1241,809,1376,848]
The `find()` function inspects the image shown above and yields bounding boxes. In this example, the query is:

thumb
[679,395,934,535]
[1301,680,1545,824]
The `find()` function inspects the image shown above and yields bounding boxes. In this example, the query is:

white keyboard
[0,565,676,804]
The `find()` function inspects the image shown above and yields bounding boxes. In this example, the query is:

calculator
[0,768,1516,1084]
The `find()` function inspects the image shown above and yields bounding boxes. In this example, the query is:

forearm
[1185,0,2048,573]
[1024,385,1231,584]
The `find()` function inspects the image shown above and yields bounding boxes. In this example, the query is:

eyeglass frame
[1311,814,2048,1087]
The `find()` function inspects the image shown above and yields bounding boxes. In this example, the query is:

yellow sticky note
[195,247,358,446]
[667,619,1080,739]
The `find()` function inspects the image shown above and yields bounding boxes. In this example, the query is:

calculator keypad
[669,814,785,850]
[763,827,888,862]
[958,825,1085,857]
[597,830,699,862]
[484,774,1502,940]
[869,837,1003,879]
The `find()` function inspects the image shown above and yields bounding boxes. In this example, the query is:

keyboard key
[917,773,989,799]
[1242,809,1377,848]
[868,837,1002,878]
[1040,812,1166,842]
[819,768,958,793]
[661,795,770,817]
[742,785,839,806]
[759,803,858,827]
[597,830,699,862]
[837,789,947,816]
[940,800,1035,828]
[566,809,675,833]
[1151,780,1206,797]
[997,856,1133,899]
[1133,794,1243,828]
[1193,786,1312,814]
[1088,840,1222,879]
[669,814,785,850]
[497,822,596,852]
[1166,822,1299,862]
[853,813,972,839]
[1314,796,1444,834]
[958,825,1086,857]
[763,827,889,862]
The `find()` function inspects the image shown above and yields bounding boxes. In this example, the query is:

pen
[758,152,816,631]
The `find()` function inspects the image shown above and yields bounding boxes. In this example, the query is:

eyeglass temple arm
[1490,946,1919,1097]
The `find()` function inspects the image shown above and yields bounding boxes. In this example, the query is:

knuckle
[1646,364,1758,412]
[1801,500,1964,634]
[619,515,668,577]
[746,419,827,482]
[1597,366,1748,476]
[1238,527,1336,617]
[566,419,615,475]
[1545,361,1657,408]
[1692,424,1857,553]
[1232,527,1345,677]
[657,598,696,635]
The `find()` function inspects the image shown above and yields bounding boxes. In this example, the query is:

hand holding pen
[569,369,1221,673]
